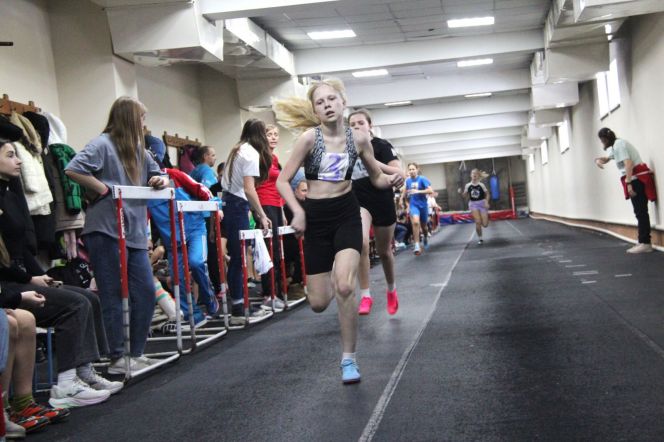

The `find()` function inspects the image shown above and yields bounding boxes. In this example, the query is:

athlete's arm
[357,133,403,190]
[462,183,470,199]
[377,159,404,177]
[276,129,314,234]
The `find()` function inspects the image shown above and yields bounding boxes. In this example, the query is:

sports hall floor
[34,218,664,441]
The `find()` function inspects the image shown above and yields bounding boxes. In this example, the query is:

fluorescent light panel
[352,69,389,78]
[464,92,492,98]
[448,16,494,28]
[457,58,493,68]
[384,101,412,107]
[307,29,356,40]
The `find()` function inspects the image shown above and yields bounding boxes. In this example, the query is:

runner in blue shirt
[403,163,433,255]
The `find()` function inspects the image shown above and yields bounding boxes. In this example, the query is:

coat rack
[0,94,40,116]
[162,131,202,149]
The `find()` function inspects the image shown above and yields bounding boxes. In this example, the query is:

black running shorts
[303,192,362,275]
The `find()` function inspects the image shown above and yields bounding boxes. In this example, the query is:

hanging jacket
[49,143,83,213]
[178,145,197,174]
[13,141,53,215]
[620,163,657,201]
[42,151,85,232]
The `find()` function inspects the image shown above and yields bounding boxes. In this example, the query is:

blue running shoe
[206,295,219,316]
[340,359,361,384]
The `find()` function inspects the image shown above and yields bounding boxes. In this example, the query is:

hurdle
[174,200,228,348]
[236,229,275,327]
[277,226,308,309]
[113,185,180,381]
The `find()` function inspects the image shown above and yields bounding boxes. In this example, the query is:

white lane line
[566,264,586,268]
[550,255,564,259]
[614,274,632,278]
[582,280,597,284]
[559,260,572,263]
[505,220,524,236]
[359,232,473,442]
[573,270,599,276]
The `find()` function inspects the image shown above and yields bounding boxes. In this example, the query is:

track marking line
[614,274,632,278]
[559,260,572,263]
[573,270,598,276]
[505,220,524,236]
[582,280,597,284]
[566,264,586,268]
[358,232,473,442]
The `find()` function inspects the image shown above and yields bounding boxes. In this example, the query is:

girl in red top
[255,124,286,311]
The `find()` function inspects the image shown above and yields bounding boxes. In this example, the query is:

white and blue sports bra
[304,126,359,182]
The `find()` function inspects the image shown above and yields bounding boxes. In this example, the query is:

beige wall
[420,164,446,190]
[48,0,120,149]
[0,0,61,116]
[137,64,206,144]
[200,66,243,162]
[527,12,664,229]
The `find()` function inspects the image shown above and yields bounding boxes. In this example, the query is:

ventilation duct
[103,4,294,79]
[208,18,295,79]
[106,2,224,66]
[531,82,579,110]
[573,0,664,23]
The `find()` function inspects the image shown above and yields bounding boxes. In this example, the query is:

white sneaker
[49,378,111,408]
[627,243,653,254]
[79,369,124,395]
[261,297,285,312]
[133,355,160,366]
[4,408,26,439]
[107,357,151,375]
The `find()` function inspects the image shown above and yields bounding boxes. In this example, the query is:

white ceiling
[245,0,552,163]
[253,0,551,50]
[96,0,646,164]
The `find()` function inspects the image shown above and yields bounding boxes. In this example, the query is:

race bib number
[319,153,349,182]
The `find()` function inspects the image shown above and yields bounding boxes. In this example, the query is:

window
[540,140,548,165]
[558,119,570,153]
[607,59,621,111]
[596,57,621,118]
[528,154,535,173]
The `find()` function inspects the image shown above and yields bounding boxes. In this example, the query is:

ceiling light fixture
[384,101,412,107]
[464,92,492,98]
[447,16,495,28]
[307,30,356,40]
[352,69,389,78]
[604,24,612,34]
[457,58,493,68]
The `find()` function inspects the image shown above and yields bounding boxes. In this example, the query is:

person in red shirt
[255,124,286,311]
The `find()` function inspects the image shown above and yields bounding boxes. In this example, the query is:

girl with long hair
[403,163,433,255]
[221,118,273,324]
[462,169,490,244]
[348,109,403,316]
[255,124,286,311]
[274,79,403,384]
[66,97,169,374]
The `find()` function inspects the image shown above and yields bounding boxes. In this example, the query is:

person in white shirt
[221,119,274,324]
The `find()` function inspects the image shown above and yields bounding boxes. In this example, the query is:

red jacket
[620,163,657,201]
[166,168,212,201]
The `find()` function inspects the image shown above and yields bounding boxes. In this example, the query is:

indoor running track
[34,218,664,441]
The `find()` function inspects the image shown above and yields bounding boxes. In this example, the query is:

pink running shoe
[358,296,373,315]
[386,289,399,315]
